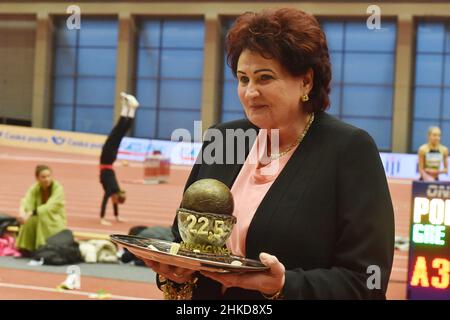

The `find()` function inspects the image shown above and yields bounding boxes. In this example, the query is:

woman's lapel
[245,112,323,259]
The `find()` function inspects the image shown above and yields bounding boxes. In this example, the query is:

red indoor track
[0,146,410,299]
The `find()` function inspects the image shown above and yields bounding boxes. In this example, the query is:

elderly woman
[145,8,395,300]
[418,126,448,181]
[16,165,67,254]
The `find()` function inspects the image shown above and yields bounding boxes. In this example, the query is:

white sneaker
[394,236,409,251]
[27,258,44,266]
[58,273,80,290]
[120,92,140,109]
[100,219,112,226]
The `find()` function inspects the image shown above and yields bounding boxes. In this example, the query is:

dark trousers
[100,116,133,165]
[101,193,118,218]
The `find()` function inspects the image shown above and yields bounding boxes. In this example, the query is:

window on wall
[411,21,450,152]
[220,18,245,122]
[134,19,204,141]
[321,21,397,151]
[52,19,118,135]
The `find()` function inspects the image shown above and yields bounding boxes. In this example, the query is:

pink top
[227,131,297,257]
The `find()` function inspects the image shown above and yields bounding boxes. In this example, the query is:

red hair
[226,8,332,112]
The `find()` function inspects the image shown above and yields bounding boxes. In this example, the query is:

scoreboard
[407,181,450,299]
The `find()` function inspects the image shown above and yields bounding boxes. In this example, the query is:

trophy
[110,178,267,272]
[176,179,237,257]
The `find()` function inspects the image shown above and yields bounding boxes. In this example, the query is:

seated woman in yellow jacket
[16,165,67,254]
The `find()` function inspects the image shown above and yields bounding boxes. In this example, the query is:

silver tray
[110,234,269,273]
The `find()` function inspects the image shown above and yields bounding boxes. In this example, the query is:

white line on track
[1,205,171,219]
[0,282,150,300]
[67,226,127,235]
[0,212,166,234]
[387,179,413,185]
[0,154,97,165]
[0,153,191,170]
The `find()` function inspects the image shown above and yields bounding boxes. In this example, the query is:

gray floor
[0,256,156,283]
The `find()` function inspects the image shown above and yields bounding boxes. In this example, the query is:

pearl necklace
[269,113,315,160]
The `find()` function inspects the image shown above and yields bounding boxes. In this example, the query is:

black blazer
[171,111,395,300]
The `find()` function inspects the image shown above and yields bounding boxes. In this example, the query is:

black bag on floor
[121,225,175,266]
[33,229,83,265]
[0,213,19,237]
[131,225,175,242]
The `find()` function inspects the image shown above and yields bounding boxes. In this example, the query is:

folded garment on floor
[0,234,21,257]
[79,239,118,263]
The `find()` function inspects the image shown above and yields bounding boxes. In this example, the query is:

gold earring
[301,94,309,102]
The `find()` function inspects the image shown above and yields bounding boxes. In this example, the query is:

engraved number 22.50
[187,215,225,237]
